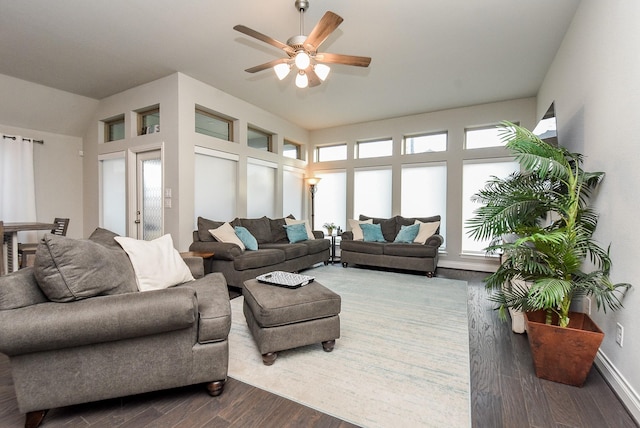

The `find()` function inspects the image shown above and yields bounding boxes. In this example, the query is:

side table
[329,234,341,264]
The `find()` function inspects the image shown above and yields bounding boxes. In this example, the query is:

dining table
[2,222,56,273]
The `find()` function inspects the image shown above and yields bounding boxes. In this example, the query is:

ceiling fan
[233,0,371,88]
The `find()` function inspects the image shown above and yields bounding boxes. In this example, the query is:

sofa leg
[206,379,226,397]
[342,262,348,268]
[262,352,277,366]
[322,340,336,352]
[25,410,48,428]
[426,271,434,278]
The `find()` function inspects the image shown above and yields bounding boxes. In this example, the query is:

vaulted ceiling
[0,0,580,131]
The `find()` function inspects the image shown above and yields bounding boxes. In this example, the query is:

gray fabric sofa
[0,228,231,428]
[189,216,330,289]
[341,215,444,277]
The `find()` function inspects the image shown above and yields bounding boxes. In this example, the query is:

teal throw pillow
[394,223,421,243]
[284,223,309,243]
[234,226,258,251]
[360,223,386,242]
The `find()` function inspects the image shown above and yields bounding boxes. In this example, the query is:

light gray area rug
[228,265,470,427]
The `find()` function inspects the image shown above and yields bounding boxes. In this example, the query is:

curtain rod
[2,135,44,144]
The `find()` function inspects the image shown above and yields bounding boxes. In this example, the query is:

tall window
[401,163,447,247]
[195,108,234,141]
[314,170,347,232]
[194,148,238,222]
[404,132,447,154]
[316,144,347,162]
[356,138,393,159]
[247,159,276,217]
[461,159,519,254]
[248,127,273,152]
[283,167,304,219]
[354,167,392,218]
[99,153,126,235]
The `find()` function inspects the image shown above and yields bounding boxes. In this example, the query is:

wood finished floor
[0,267,636,427]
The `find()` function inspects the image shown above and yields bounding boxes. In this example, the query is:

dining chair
[19,218,70,268]
[0,221,5,276]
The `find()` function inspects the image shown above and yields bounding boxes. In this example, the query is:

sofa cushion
[34,234,127,302]
[414,220,441,244]
[235,226,258,250]
[383,242,438,258]
[0,267,49,310]
[394,223,421,243]
[238,216,272,244]
[347,218,373,240]
[233,249,286,271]
[259,243,308,260]
[359,215,398,242]
[361,223,387,242]
[269,215,294,243]
[88,228,139,295]
[284,218,315,241]
[197,216,225,242]
[398,215,441,234]
[210,222,246,250]
[299,237,331,254]
[114,234,195,292]
[340,239,385,255]
[284,223,309,243]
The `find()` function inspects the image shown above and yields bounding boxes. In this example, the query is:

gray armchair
[0,228,231,428]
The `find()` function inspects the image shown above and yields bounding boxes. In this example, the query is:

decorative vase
[524,310,604,387]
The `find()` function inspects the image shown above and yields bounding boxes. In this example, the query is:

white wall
[309,98,537,271]
[538,0,640,419]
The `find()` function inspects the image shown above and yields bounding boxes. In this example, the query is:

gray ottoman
[243,279,341,365]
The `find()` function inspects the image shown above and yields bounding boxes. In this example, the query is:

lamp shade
[305,177,321,186]
[274,63,291,80]
[294,51,311,70]
[295,72,309,88]
[315,64,330,81]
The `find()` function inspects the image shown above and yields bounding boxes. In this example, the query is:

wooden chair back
[52,218,70,236]
[0,221,5,276]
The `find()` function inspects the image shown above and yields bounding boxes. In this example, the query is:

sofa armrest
[0,287,197,356]
[189,240,243,261]
[182,256,205,278]
[341,231,354,241]
[313,230,324,239]
[425,234,444,248]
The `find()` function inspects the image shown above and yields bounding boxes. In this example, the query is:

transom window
[283,140,303,160]
[248,127,273,152]
[316,144,347,162]
[356,138,393,159]
[138,106,160,135]
[104,115,125,142]
[465,125,507,149]
[195,108,234,141]
[404,132,447,154]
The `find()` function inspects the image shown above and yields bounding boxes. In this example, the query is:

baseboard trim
[595,350,640,424]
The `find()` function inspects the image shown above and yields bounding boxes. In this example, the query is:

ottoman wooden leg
[262,352,278,366]
[322,339,336,352]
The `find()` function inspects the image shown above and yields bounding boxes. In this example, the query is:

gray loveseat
[0,228,231,428]
[341,215,444,277]
[189,216,330,289]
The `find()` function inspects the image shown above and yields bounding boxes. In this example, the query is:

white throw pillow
[414,220,440,244]
[114,234,194,292]
[209,222,245,250]
[347,219,373,241]
[284,218,315,240]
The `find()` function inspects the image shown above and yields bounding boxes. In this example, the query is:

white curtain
[0,135,37,240]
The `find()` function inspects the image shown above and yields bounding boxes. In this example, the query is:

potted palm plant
[467,122,631,386]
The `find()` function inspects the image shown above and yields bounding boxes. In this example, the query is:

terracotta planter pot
[524,310,604,387]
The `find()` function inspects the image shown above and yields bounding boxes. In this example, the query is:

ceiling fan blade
[245,58,290,73]
[304,11,343,53]
[306,68,322,87]
[315,52,371,67]
[234,25,294,54]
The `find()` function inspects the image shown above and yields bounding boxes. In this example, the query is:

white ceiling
[0,0,580,131]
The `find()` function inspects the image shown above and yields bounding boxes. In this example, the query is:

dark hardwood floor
[0,267,636,427]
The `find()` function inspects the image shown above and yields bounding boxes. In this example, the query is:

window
[314,170,347,233]
[401,163,447,247]
[138,106,160,135]
[195,108,234,141]
[247,159,276,217]
[404,132,447,154]
[283,140,303,160]
[283,167,304,219]
[248,127,273,152]
[316,144,347,162]
[465,125,506,149]
[194,148,238,222]
[99,153,126,235]
[357,138,393,159]
[461,159,520,254]
[354,167,392,218]
[104,116,125,142]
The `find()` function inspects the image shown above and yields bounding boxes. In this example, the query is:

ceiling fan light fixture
[314,63,330,81]
[295,71,309,88]
[274,63,291,80]
[294,51,310,70]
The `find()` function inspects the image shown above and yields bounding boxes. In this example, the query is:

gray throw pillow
[34,234,130,302]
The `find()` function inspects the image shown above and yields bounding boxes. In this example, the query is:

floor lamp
[305,177,321,230]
